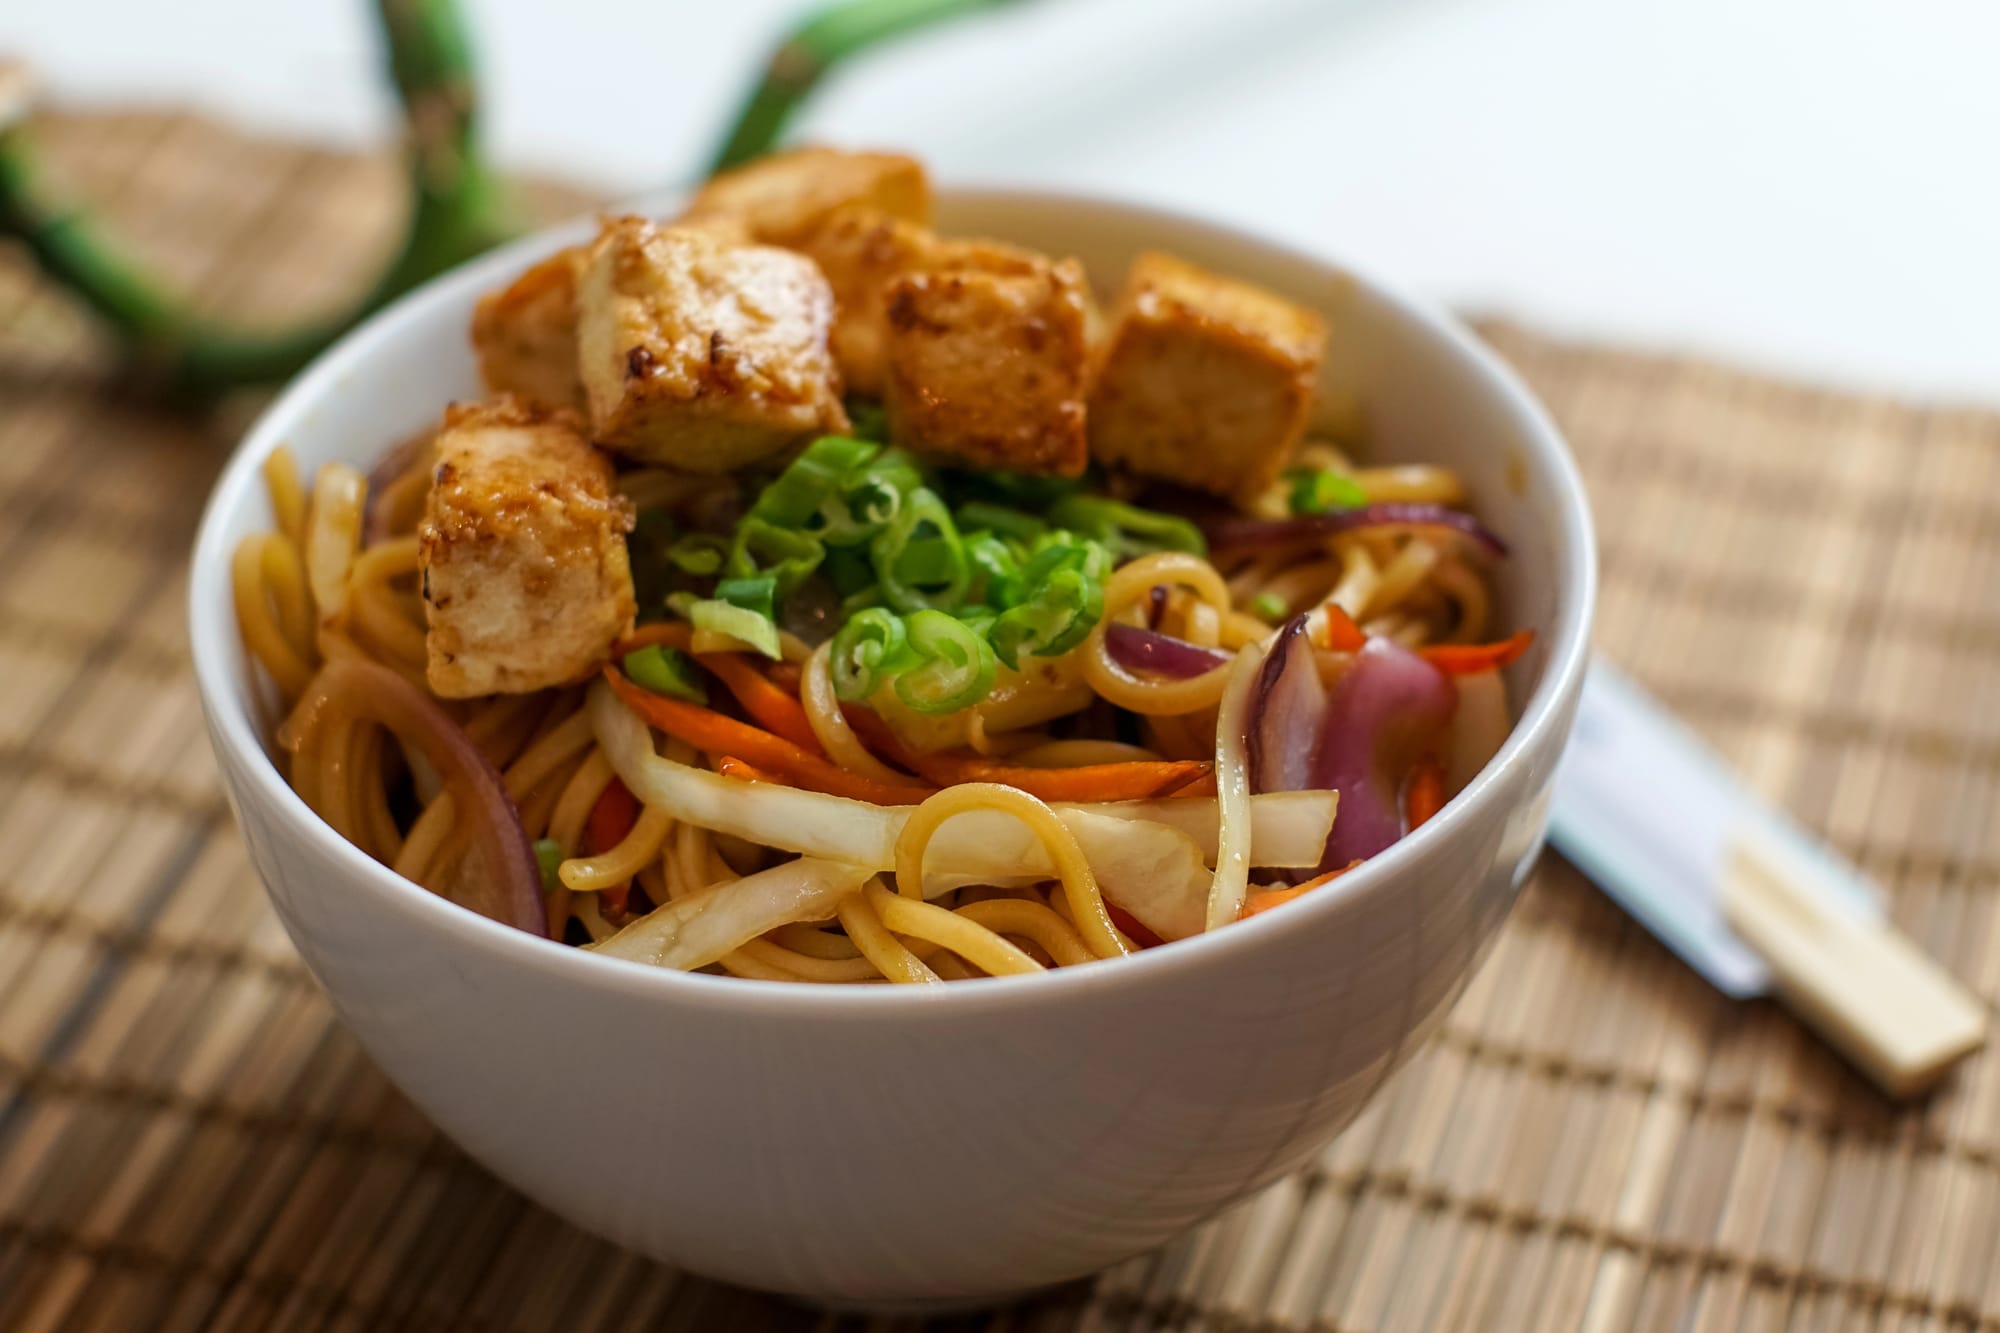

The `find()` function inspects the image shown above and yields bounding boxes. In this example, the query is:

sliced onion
[1247,614,1328,793]
[1312,638,1457,866]
[1070,790,1335,868]
[591,679,1305,940]
[590,857,872,970]
[300,657,547,936]
[1205,503,1508,558]
[1103,623,1233,678]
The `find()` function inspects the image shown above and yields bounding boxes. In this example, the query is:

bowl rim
[188,183,1597,1021]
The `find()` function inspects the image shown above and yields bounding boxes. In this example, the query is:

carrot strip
[1420,629,1534,675]
[842,705,1209,801]
[605,668,935,805]
[1323,603,1367,652]
[1404,756,1446,831]
[765,661,805,695]
[583,778,639,916]
[697,652,824,754]
[1241,861,1359,918]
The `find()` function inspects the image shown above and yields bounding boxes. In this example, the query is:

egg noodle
[234,434,1520,984]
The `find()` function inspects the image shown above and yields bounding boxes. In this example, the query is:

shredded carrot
[1241,861,1359,918]
[765,661,805,695]
[843,706,1211,802]
[697,652,824,754]
[1324,603,1367,652]
[1404,756,1446,831]
[583,778,638,917]
[1419,629,1534,675]
[605,668,935,805]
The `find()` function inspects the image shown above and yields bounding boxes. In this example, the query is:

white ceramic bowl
[189,188,1595,1309]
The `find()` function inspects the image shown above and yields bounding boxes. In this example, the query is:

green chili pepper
[622,644,708,704]
[895,609,997,714]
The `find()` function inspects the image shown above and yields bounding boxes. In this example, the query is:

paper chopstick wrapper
[1550,662,1984,1099]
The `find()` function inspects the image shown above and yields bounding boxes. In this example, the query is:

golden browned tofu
[681,146,931,245]
[1087,251,1328,502]
[575,217,849,471]
[793,206,934,396]
[418,400,637,698]
[470,246,588,411]
[881,248,1092,476]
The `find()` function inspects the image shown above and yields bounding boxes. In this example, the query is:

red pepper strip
[1240,861,1361,918]
[1106,902,1165,949]
[605,668,937,806]
[583,778,639,917]
[1404,756,1446,832]
[1419,629,1534,676]
[1323,603,1367,652]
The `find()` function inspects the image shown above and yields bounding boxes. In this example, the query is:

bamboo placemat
[3,110,1998,1333]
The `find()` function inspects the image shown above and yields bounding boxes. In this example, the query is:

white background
[9,0,1998,402]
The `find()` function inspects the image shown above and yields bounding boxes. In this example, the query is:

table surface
[9,0,2000,404]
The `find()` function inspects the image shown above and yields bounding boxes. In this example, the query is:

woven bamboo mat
[3,110,1999,1333]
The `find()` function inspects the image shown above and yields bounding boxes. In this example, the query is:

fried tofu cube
[470,246,588,411]
[418,400,637,697]
[881,248,1092,476]
[1087,251,1328,502]
[793,205,935,396]
[681,146,930,245]
[575,217,849,471]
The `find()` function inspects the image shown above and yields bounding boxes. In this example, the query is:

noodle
[837,886,940,985]
[953,898,1094,967]
[863,880,1041,977]
[1083,553,1239,716]
[1205,649,1260,930]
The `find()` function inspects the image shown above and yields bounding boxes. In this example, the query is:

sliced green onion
[895,609,997,714]
[818,450,924,546]
[990,568,1102,668]
[666,532,728,576]
[752,435,879,527]
[670,586,782,659]
[716,575,777,620]
[828,608,911,700]
[533,838,564,893]
[957,500,1047,543]
[1047,495,1206,558]
[822,543,877,598]
[1249,593,1288,621]
[727,517,824,595]
[1286,467,1367,515]
[963,532,1023,608]
[872,486,969,613]
[622,644,708,704]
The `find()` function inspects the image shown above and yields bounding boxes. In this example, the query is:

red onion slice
[1247,614,1328,793]
[1205,503,1508,558]
[1312,637,1457,866]
[1103,623,1233,679]
[300,658,548,937]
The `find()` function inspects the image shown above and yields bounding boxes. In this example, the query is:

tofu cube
[1087,251,1328,502]
[793,205,934,396]
[419,400,637,697]
[470,245,588,411]
[681,146,930,245]
[575,217,849,471]
[882,247,1092,476]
